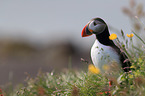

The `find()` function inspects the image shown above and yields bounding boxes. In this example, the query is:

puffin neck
[95,27,115,46]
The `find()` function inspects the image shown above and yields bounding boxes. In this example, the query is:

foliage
[2,32,145,95]
[4,52,145,96]
[3,35,145,95]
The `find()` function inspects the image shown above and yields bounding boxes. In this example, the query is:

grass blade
[132,31,145,44]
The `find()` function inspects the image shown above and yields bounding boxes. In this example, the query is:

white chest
[91,40,121,73]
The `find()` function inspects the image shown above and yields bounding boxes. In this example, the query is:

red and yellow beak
[81,24,93,37]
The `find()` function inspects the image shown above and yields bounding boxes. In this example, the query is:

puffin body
[91,39,121,73]
[82,18,131,74]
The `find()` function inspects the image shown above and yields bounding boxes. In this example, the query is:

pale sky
[0,0,145,48]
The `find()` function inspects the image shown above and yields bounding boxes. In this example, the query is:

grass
[2,39,145,96]
[3,59,145,96]
[3,71,109,96]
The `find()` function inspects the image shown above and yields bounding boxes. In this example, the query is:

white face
[88,20,106,34]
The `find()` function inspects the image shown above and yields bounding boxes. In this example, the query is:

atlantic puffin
[81,18,131,76]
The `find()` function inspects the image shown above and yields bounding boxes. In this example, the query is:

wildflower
[0,89,2,94]
[130,65,135,69]
[109,33,117,40]
[0,89,3,96]
[126,33,134,38]
[128,74,133,78]
[88,64,100,74]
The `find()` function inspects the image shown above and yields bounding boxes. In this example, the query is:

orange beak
[81,24,93,37]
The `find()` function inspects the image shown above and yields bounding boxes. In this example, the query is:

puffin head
[81,18,107,37]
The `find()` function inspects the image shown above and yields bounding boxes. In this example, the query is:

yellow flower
[109,33,117,40]
[130,65,135,69]
[88,64,100,74]
[126,33,134,38]
[128,74,133,78]
[102,64,109,71]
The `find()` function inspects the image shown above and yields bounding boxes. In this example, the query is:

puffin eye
[93,22,97,26]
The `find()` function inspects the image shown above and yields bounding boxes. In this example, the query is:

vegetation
[2,45,145,95]
[3,31,144,96]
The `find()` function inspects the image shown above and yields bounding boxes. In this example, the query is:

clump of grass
[5,71,109,96]
[4,53,145,96]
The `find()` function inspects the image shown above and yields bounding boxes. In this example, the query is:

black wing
[119,50,131,72]
[113,45,131,72]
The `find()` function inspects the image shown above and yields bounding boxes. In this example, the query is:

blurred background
[0,0,145,86]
